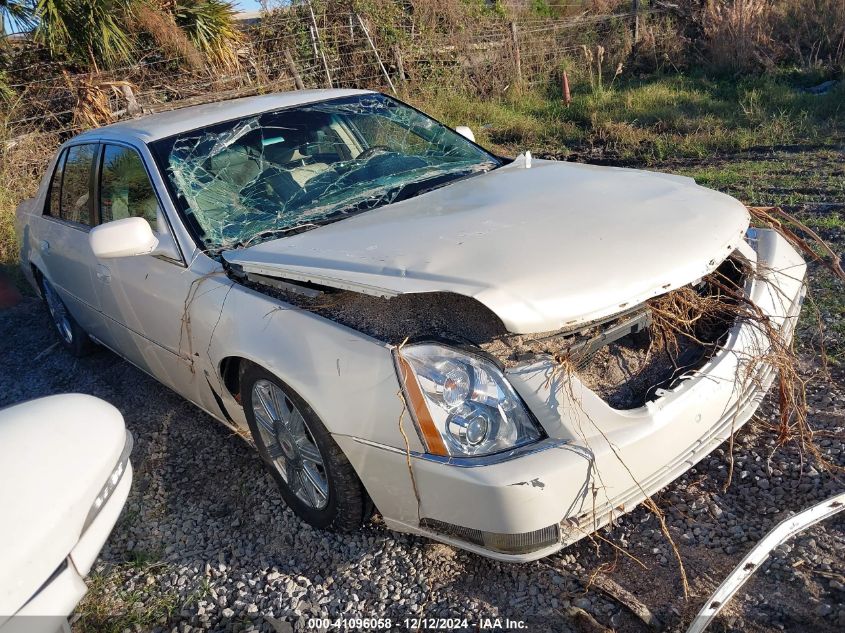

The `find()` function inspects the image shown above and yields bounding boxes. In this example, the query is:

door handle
[95,265,111,283]
[39,240,50,254]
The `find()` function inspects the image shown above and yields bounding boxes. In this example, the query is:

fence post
[632,0,640,44]
[509,22,522,85]
[307,1,333,88]
[284,49,305,90]
[355,13,397,95]
[308,25,319,61]
[120,84,141,117]
[392,45,407,85]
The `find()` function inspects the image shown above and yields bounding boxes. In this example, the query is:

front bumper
[338,229,806,561]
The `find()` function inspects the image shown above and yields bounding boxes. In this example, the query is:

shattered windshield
[150,93,500,251]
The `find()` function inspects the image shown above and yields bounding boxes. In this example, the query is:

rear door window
[46,150,67,217]
[99,144,162,230]
[58,144,97,226]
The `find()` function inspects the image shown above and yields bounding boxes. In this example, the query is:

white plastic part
[89,217,159,259]
[687,491,845,633]
[0,395,129,622]
[524,150,532,168]
[150,233,182,261]
[455,126,475,142]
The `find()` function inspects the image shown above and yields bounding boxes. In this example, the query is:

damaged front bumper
[337,229,806,561]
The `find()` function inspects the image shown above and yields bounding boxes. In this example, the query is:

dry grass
[130,4,205,70]
[0,131,58,267]
[701,0,845,73]
[776,0,845,68]
[702,0,776,73]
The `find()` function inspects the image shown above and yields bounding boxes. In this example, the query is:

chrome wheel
[42,279,72,344]
[252,379,329,509]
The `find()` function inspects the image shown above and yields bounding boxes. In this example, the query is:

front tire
[39,275,94,357]
[242,364,371,531]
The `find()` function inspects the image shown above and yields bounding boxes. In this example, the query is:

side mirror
[89,217,159,259]
[455,126,476,143]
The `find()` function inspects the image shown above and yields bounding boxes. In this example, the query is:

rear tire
[39,275,94,357]
[242,364,371,531]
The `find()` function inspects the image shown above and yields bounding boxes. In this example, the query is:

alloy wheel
[251,378,329,509]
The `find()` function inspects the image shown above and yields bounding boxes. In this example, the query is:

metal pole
[308,24,319,62]
[355,13,397,95]
[509,22,522,85]
[632,0,640,44]
[307,1,332,88]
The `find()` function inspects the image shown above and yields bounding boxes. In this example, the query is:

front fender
[207,281,419,453]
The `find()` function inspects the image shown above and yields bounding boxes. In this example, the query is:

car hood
[0,395,127,619]
[223,158,750,334]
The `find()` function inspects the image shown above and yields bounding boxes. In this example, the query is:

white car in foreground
[15,89,805,561]
[0,395,132,632]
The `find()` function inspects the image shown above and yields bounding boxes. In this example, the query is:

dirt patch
[577,332,705,409]
[244,282,511,345]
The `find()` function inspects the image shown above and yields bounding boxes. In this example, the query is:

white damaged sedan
[16,89,806,561]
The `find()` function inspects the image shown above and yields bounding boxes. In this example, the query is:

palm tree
[10,0,240,70]
[0,0,36,36]
[34,0,134,68]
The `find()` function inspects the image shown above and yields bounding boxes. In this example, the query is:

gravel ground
[1,148,843,633]
[1,292,842,633]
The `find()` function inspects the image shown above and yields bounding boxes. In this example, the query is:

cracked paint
[510,477,546,489]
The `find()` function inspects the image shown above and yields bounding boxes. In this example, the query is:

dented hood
[223,158,750,334]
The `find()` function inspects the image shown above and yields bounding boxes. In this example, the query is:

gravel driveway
[2,286,843,632]
[0,170,845,632]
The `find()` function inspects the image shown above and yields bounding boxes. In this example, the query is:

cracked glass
[151,94,500,253]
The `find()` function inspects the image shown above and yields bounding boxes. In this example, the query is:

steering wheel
[357,145,391,160]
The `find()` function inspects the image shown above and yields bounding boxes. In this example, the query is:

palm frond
[174,0,241,69]
[34,0,134,68]
[0,0,37,35]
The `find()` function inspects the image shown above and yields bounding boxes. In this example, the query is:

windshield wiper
[392,164,494,204]
[231,164,495,250]
[234,223,320,249]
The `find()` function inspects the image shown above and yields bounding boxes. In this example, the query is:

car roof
[72,88,375,144]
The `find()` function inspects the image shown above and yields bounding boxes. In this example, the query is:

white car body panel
[336,229,805,560]
[0,395,132,629]
[93,89,371,143]
[14,91,805,561]
[223,158,750,334]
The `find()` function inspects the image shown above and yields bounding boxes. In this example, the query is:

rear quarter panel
[15,152,60,292]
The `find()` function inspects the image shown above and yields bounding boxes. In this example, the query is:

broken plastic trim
[687,492,845,633]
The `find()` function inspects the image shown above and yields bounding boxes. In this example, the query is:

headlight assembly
[396,344,543,457]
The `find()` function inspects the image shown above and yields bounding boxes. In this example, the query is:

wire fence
[0,2,681,173]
